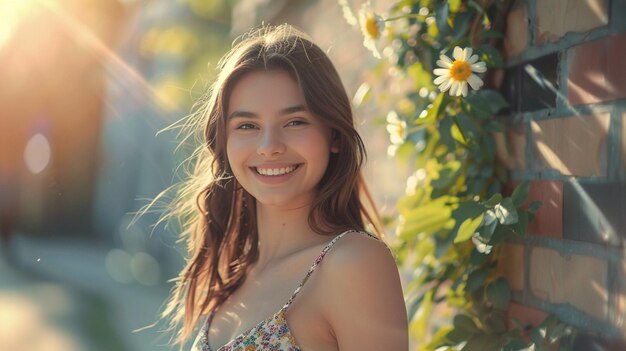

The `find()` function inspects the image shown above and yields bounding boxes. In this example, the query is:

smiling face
[225,70,338,209]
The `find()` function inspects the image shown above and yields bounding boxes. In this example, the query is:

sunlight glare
[0,0,41,49]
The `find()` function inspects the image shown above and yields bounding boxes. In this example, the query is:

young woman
[160,24,408,351]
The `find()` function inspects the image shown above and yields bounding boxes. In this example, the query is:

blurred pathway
[0,234,176,351]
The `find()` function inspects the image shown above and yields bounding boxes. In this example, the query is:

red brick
[568,33,626,105]
[615,260,626,336]
[622,112,626,173]
[504,5,528,58]
[506,302,549,329]
[531,114,610,177]
[497,243,525,291]
[496,123,527,170]
[529,247,609,320]
[535,0,609,45]
[525,181,563,238]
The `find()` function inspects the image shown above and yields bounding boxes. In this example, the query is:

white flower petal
[434,75,449,85]
[460,82,468,97]
[467,74,484,90]
[453,46,463,60]
[467,54,479,64]
[439,55,453,65]
[471,62,487,73]
[386,110,400,123]
[433,68,451,76]
[436,59,453,68]
[463,47,473,60]
[439,78,452,92]
[450,80,460,96]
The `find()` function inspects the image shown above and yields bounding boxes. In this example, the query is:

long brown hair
[154,24,384,347]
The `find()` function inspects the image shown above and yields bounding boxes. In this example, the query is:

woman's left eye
[286,120,308,127]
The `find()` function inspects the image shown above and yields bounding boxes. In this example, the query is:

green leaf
[462,333,502,351]
[466,269,488,293]
[480,29,504,39]
[483,193,502,207]
[449,0,463,13]
[455,213,484,243]
[510,211,528,236]
[503,339,533,351]
[488,224,510,245]
[439,115,456,151]
[495,198,518,225]
[447,326,471,343]
[527,200,542,214]
[399,201,453,240]
[511,181,530,207]
[454,314,479,334]
[432,160,462,190]
[452,10,473,40]
[415,93,446,124]
[406,292,424,321]
[465,90,509,118]
[476,44,504,67]
[484,310,508,333]
[486,278,511,310]
[470,248,489,265]
[477,211,497,241]
[435,1,451,35]
[427,325,455,349]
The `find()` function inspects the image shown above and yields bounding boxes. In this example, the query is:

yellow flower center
[450,60,471,81]
[365,15,380,39]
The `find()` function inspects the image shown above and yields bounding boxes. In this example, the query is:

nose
[257,128,286,156]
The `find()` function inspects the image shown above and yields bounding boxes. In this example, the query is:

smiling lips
[253,164,301,176]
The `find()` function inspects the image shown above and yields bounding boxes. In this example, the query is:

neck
[254,201,323,270]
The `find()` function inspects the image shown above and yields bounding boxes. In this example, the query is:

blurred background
[0,0,405,350]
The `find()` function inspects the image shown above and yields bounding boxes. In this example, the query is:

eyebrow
[227,105,307,120]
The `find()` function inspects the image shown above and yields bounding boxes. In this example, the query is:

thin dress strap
[200,230,381,350]
[278,229,379,312]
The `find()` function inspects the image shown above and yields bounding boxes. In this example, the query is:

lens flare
[24,133,52,174]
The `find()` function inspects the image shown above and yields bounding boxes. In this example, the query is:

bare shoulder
[317,231,408,351]
[323,231,396,271]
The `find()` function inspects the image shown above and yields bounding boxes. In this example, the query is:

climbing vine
[340,0,577,350]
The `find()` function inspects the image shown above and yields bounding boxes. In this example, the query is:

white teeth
[256,165,298,176]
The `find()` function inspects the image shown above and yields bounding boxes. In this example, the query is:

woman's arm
[320,233,409,351]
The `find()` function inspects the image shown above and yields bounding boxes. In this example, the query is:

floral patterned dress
[191,229,379,351]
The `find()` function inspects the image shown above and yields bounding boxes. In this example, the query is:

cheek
[225,139,246,172]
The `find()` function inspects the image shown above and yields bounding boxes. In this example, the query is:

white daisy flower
[386,110,406,145]
[433,47,487,97]
[358,2,384,58]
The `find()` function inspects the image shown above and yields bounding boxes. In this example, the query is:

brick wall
[497,0,626,348]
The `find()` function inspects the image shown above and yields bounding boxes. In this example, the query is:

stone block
[531,113,610,177]
[529,247,608,320]
[506,302,549,329]
[563,181,625,245]
[568,32,626,106]
[536,0,609,45]
[526,180,563,238]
